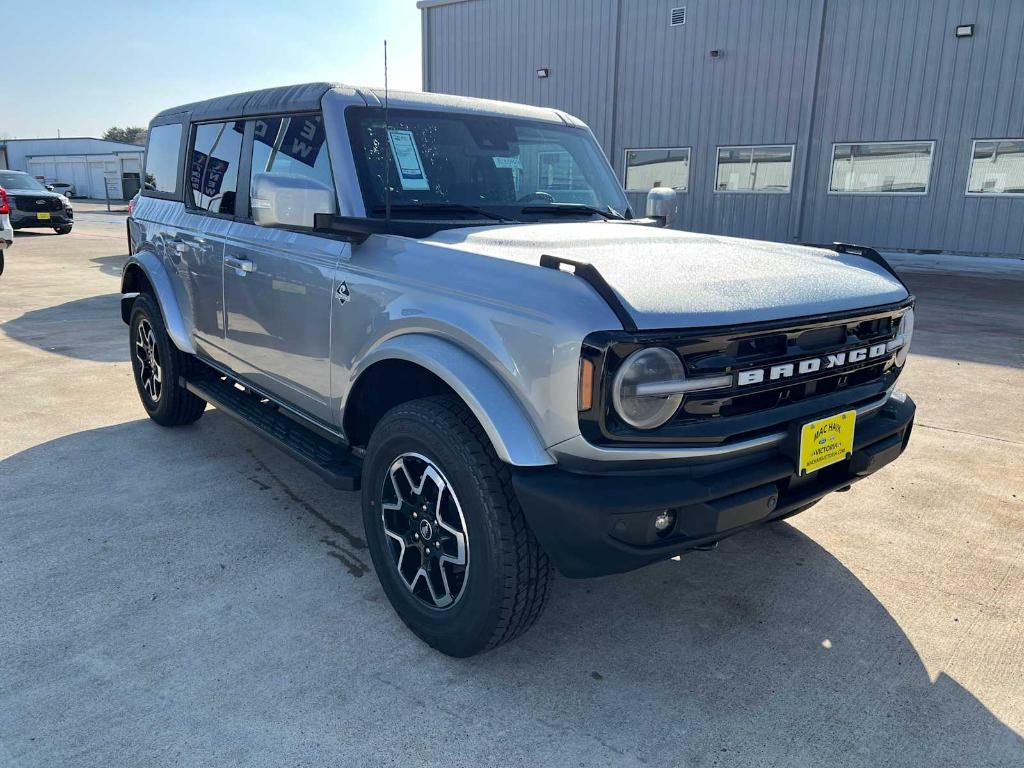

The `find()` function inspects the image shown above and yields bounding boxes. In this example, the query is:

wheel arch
[120,251,194,354]
[344,335,555,467]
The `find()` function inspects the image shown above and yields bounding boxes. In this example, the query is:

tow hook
[692,541,719,552]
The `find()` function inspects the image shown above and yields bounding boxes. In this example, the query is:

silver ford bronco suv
[123,83,915,656]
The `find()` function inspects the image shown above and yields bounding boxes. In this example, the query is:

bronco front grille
[580,302,912,446]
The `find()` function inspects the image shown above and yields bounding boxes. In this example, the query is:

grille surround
[580,300,913,447]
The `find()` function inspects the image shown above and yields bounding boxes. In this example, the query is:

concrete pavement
[1,213,1022,767]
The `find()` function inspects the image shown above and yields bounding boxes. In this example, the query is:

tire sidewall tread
[362,395,552,657]
[129,293,205,427]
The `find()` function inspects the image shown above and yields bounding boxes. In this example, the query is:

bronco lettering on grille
[736,342,890,387]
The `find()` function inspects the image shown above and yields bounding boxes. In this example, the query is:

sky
[3,0,422,139]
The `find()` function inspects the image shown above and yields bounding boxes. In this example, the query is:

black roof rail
[539,254,637,332]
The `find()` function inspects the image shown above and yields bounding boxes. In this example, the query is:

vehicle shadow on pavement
[1,293,125,362]
[493,528,1024,765]
[89,254,130,278]
[2,413,1021,766]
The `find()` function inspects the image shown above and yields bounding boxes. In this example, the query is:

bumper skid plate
[513,393,916,578]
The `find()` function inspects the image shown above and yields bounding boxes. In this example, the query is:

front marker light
[612,347,686,430]
[578,357,595,411]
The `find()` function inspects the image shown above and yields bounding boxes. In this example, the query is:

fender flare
[120,250,195,354]
[350,334,555,467]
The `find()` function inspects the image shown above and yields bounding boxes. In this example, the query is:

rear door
[221,113,344,425]
[177,119,246,362]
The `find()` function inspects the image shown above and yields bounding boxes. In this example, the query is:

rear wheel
[362,396,553,657]
[129,293,206,426]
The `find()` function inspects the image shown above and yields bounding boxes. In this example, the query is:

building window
[537,150,588,192]
[715,145,793,193]
[189,121,243,215]
[143,123,183,195]
[966,139,1024,196]
[829,141,934,195]
[624,148,690,192]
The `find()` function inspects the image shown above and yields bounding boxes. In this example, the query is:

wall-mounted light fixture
[536,68,550,78]
[709,49,722,58]
[955,23,975,38]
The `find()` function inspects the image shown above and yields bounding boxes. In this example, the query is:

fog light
[653,510,675,534]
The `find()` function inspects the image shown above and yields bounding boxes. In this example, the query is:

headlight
[611,347,685,430]
[895,308,914,367]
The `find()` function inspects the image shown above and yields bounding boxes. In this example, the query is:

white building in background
[0,137,144,200]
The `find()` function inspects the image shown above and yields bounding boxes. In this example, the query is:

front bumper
[513,393,915,578]
[11,209,73,228]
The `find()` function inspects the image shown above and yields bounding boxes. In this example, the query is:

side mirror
[251,173,336,229]
[45,184,54,191]
[645,187,677,228]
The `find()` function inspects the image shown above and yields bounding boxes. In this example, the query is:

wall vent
[670,7,686,26]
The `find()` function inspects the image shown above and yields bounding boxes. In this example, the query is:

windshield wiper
[520,203,625,220]
[372,203,516,222]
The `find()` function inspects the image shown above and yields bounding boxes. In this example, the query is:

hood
[5,187,65,199]
[423,222,909,330]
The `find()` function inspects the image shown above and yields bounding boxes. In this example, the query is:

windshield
[0,172,47,191]
[345,107,631,221]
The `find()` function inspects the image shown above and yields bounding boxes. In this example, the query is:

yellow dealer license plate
[798,410,856,475]
[36,212,51,220]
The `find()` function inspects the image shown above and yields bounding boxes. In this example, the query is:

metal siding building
[420,0,1024,257]
[0,138,145,199]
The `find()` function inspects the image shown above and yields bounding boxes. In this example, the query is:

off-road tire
[362,396,553,657]
[54,225,72,235]
[129,293,206,426]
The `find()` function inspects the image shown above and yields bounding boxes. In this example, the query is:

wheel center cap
[418,519,434,541]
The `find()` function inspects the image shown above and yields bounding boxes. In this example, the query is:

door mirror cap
[45,184,54,192]
[645,187,677,227]
[251,173,337,229]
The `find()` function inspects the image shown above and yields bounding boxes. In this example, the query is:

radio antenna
[383,39,392,233]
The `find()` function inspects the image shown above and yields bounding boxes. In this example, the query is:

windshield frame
[343,105,631,223]
[0,171,48,192]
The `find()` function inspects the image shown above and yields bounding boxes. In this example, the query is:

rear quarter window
[144,123,184,195]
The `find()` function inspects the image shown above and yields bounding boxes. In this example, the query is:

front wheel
[362,396,553,657]
[129,293,206,426]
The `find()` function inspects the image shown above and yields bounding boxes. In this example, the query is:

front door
[222,224,345,425]
[217,112,342,425]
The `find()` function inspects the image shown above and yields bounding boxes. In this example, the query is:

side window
[189,121,243,215]
[246,113,335,219]
[144,123,183,195]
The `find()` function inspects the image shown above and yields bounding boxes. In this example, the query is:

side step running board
[183,374,362,491]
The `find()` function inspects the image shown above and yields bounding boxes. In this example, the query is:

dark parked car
[0,171,74,235]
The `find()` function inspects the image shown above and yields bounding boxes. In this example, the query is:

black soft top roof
[152,82,339,124]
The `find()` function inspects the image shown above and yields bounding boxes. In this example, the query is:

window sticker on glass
[387,129,429,190]
[492,156,523,169]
